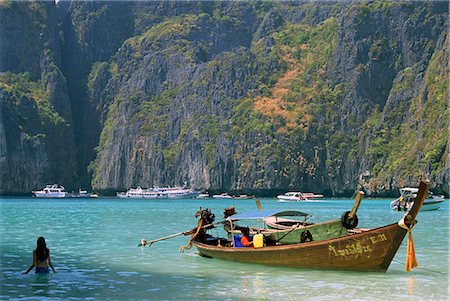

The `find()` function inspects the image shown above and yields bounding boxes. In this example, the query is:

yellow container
[253,233,264,248]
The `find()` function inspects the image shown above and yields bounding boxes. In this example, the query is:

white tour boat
[158,187,201,199]
[116,187,160,199]
[277,191,324,202]
[116,186,200,199]
[32,184,68,198]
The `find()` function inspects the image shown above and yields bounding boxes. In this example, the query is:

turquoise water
[0,197,448,300]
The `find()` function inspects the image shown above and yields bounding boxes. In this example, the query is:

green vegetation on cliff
[253,17,340,134]
[366,34,449,184]
[0,72,65,127]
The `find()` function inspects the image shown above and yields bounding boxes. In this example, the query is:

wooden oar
[348,191,364,219]
[138,232,185,247]
[255,199,263,212]
[139,221,222,247]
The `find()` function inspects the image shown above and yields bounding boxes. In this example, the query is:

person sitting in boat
[22,237,56,274]
[240,228,253,247]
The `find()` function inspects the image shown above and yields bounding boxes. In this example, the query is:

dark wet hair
[35,237,49,262]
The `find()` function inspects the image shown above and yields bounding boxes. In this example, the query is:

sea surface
[0,196,448,300]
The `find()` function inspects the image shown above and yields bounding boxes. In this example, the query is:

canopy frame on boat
[225,210,312,247]
[227,210,311,221]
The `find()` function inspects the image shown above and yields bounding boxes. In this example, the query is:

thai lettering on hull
[328,233,388,257]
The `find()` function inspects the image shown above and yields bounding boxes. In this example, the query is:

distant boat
[117,187,159,199]
[212,193,233,199]
[32,184,67,198]
[390,187,445,211]
[68,189,98,198]
[277,191,324,202]
[117,187,200,199]
[197,193,210,199]
[160,187,201,199]
[234,194,254,200]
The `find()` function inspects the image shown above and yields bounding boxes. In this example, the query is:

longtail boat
[223,191,363,244]
[181,181,428,272]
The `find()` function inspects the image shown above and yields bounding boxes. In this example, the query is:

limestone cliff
[1,1,448,196]
[0,1,76,194]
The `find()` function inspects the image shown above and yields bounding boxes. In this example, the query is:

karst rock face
[1,1,448,196]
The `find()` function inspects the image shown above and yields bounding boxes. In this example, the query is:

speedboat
[68,189,98,198]
[32,184,68,198]
[212,193,233,199]
[234,194,254,199]
[277,191,323,202]
[390,187,445,211]
[197,193,210,198]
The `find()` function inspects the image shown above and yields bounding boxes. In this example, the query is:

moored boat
[196,193,210,199]
[182,181,429,272]
[390,187,444,211]
[212,193,233,199]
[68,189,98,198]
[117,187,159,199]
[277,191,323,202]
[116,186,200,199]
[32,184,67,198]
[160,187,201,199]
[234,194,255,199]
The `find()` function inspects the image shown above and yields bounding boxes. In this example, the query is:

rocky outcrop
[1,1,448,196]
[0,1,76,194]
[87,1,448,196]
[325,1,449,195]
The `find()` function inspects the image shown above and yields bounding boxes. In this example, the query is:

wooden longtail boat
[187,181,428,272]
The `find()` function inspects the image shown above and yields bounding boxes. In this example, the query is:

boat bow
[397,180,428,271]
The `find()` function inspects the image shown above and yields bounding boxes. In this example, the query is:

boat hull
[419,200,444,211]
[194,223,407,272]
[33,192,67,198]
[391,199,444,211]
[116,194,159,199]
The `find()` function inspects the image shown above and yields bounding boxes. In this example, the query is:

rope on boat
[398,216,418,272]
[391,259,446,275]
